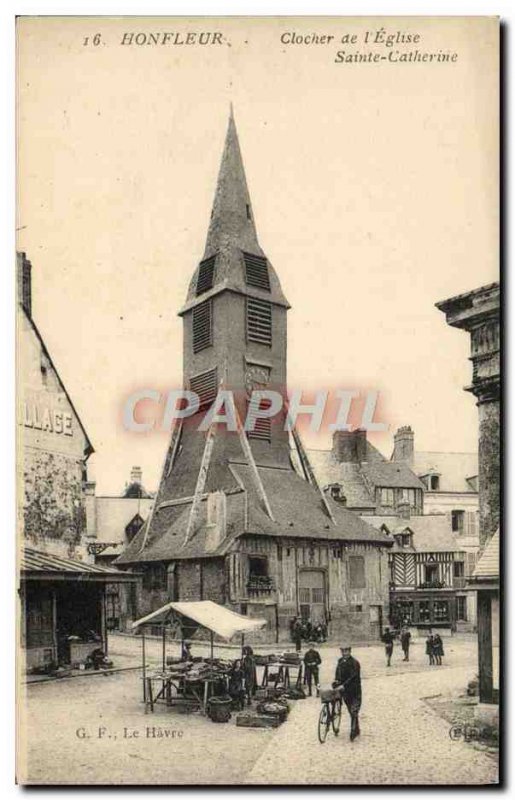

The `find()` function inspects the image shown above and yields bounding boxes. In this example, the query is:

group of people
[290,616,328,651]
[425,629,445,665]
[381,624,446,667]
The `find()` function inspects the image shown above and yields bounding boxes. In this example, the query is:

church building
[117,111,392,642]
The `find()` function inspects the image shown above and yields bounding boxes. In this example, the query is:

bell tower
[179,108,291,467]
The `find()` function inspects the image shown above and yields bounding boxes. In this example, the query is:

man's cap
[340,645,352,651]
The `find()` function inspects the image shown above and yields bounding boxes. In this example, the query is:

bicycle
[317,688,342,743]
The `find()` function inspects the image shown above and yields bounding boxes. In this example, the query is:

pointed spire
[203,107,262,257]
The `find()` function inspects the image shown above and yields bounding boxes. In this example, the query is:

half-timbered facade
[366,511,470,630]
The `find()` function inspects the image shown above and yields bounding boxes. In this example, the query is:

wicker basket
[320,688,341,703]
[207,696,232,723]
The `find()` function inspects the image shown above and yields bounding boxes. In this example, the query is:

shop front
[389,589,457,631]
[20,547,138,672]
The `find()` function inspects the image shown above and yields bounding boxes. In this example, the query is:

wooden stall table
[260,660,303,690]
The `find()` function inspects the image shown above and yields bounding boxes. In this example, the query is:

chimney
[204,491,227,552]
[332,429,367,463]
[17,251,32,317]
[392,426,414,464]
[130,465,143,485]
[397,500,411,520]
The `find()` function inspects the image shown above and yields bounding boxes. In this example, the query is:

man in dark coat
[382,626,395,667]
[334,646,362,741]
[292,618,303,653]
[400,625,411,662]
[303,642,322,697]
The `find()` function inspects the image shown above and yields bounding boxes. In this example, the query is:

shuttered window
[192,300,212,353]
[348,556,366,589]
[246,298,272,346]
[243,251,270,291]
[190,367,218,408]
[196,254,217,296]
[247,397,272,441]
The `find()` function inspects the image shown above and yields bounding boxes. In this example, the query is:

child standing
[303,642,322,697]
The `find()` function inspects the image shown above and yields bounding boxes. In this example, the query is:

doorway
[298,569,326,625]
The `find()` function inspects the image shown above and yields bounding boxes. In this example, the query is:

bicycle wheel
[331,699,342,736]
[318,704,330,743]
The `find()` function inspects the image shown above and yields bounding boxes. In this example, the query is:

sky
[16,16,499,494]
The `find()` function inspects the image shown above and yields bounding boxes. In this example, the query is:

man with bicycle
[334,646,362,741]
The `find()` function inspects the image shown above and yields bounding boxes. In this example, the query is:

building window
[350,604,363,613]
[418,601,431,623]
[246,204,252,221]
[247,556,272,595]
[196,254,217,296]
[399,488,417,507]
[380,488,394,506]
[453,561,465,578]
[451,510,465,533]
[246,297,272,346]
[424,564,439,584]
[190,367,218,408]
[430,475,440,491]
[434,600,450,622]
[192,299,213,353]
[243,251,270,291]
[240,603,248,616]
[348,556,366,589]
[456,596,467,621]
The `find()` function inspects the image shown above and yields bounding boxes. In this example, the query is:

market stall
[132,600,267,715]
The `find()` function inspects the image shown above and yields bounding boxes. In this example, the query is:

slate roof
[180,109,289,315]
[471,529,499,581]
[298,441,424,506]
[412,451,478,493]
[116,459,392,565]
[364,514,463,553]
[21,547,137,580]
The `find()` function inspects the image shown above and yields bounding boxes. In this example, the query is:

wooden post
[162,625,166,671]
[142,629,147,703]
[210,631,214,660]
[477,590,493,704]
[241,633,245,655]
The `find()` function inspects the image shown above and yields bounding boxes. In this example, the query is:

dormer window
[395,532,412,548]
[420,471,440,491]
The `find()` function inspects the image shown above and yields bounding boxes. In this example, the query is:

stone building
[17,252,136,671]
[437,282,500,718]
[117,111,392,642]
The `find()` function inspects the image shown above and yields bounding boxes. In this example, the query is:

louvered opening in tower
[246,298,272,346]
[192,300,213,353]
[196,254,217,296]
[246,397,272,441]
[190,367,218,409]
[243,252,271,291]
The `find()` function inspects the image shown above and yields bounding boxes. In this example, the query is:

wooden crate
[236,713,281,729]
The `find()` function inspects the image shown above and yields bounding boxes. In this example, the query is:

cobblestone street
[18,635,498,785]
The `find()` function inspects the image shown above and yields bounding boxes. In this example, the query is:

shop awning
[132,600,267,640]
[21,547,139,583]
